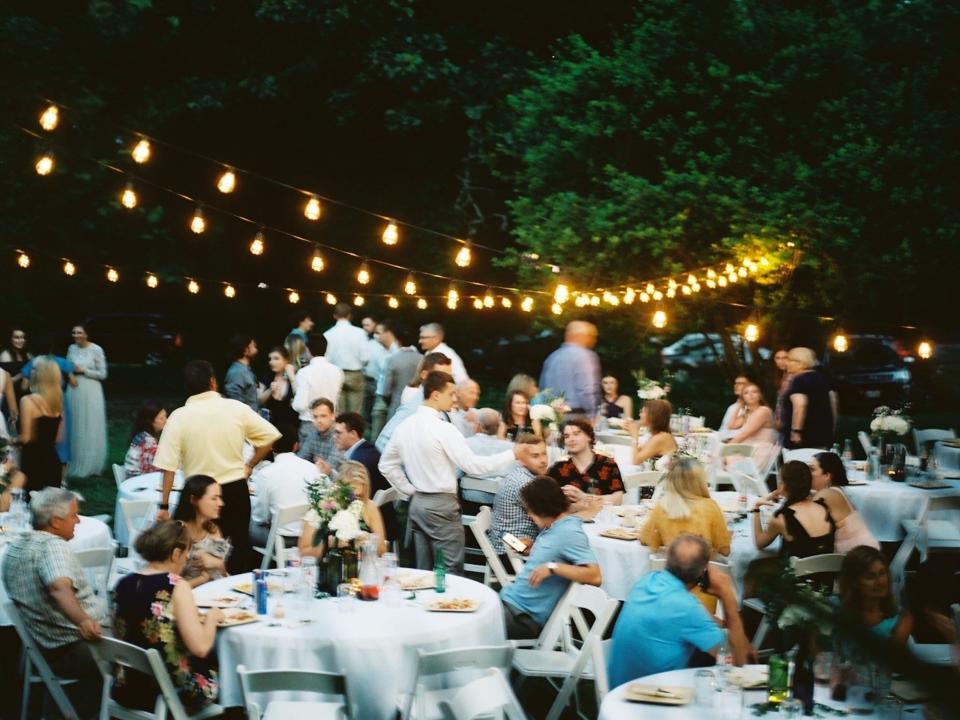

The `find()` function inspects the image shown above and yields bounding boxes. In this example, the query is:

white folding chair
[2,600,79,720]
[74,544,118,618]
[436,668,526,720]
[254,502,310,571]
[781,448,822,464]
[503,545,526,576]
[912,428,956,456]
[720,444,757,459]
[595,433,634,447]
[238,665,351,720]
[890,495,960,598]
[89,636,223,720]
[621,471,662,493]
[112,464,126,490]
[730,468,769,499]
[401,644,514,720]
[459,475,500,505]
[588,636,612,707]
[373,486,400,507]
[118,499,155,557]
[858,431,873,456]
[468,507,514,588]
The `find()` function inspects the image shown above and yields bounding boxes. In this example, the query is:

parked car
[81,313,183,366]
[821,335,911,407]
[660,333,769,369]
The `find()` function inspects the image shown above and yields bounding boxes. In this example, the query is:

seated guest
[628,399,678,467]
[717,375,749,440]
[249,431,319,546]
[0,453,26,511]
[609,534,755,686]
[173,475,231,587]
[500,389,542,441]
[489,434,549,557]
[600,375,633,419]
[375,352,452,451]
[810,451,878,553]
[723,383,778,468]
[838,545,912,646]
[299,461,388,558]
[124,402,167,478]
[466,408,515,458]
[450,379,481,437]
[548,418,624,510]
[297,398,343,475]
[112,520,220,712]
[752,460,835,557]
[500,476,602,639]
[1,487,104,718]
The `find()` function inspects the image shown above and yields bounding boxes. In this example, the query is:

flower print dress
[112,572,218,712]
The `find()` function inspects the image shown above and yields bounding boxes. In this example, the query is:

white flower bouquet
[632,369,669,400]
[305,475,369,542]
[869,405,911,436]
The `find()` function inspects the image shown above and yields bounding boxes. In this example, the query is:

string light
[725,263,735,274]
[16,252,30,269]
[120,183,138,209]
[554,283,570,304]
[304,195,322,221]
[325,293,337,305]
[447,287,460,304]
[249,231,265,256]
[706,279,717,288]
[472,298,484,310]
[417,297,428,310]
[353,295,365,307]
[575,295,588,308]
[483,293,495,309]
[687,274,697,285]
[106,267,119,283]
[387,296,399,309]
[652,310,667,329]
[640,291,650,303]
[224,283,236,298]
[760,257,770,266]
[132,138,152,164]
[403,274,417,295]
[590,295,600,307]
[190,208,206,234]
[357,262,371,285]
[187,279,200,294]
[310,247,325,272]
[39,104,59,131]
[666,287,676,298]
[645,283,655,294]
[917,340,933,360]
[668,279,678,290]
[728,272,738,283]
[745,323,760,343]
[35,154,54,175]
[551,302,563,315]
[653,290,663,301]
[681,285,692,295]
[717,276,728,287]
[501,297,513,309]
[692,282,701,292]
[455,243,472,268]
[382,222,399,246]
[63,260,76,276]
[288,290,300,304]
[216,168,237,194]
[146,273,159,288]
[833,333,849,353]
[520,297,534,312]
[738,266,748,278]
[623,288,636,304]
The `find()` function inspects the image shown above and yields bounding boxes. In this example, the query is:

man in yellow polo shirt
[156,360,280,573]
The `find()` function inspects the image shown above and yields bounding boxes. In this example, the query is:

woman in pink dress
[810,451,878,553]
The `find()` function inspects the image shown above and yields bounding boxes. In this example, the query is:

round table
[194,572,506,719]
[932,440,960,476]
[845,475,960,541]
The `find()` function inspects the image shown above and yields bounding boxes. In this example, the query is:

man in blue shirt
[608,534,755,686]
[538,320,601,416]
[224,333,261,411]
[500,476,602,639]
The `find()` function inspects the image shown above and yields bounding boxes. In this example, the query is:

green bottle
[434,548,446,593]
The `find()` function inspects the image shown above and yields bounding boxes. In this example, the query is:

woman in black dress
[16,357,64,492]
[258,346,299,449]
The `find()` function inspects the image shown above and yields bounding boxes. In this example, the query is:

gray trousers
[408,492,464,574]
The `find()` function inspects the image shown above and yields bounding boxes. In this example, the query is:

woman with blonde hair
[15,358,65,492]
[284,332,310,372]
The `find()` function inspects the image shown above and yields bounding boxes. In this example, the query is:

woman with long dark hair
[500,390,542,441]
[124,402,167,478]
[258,346,298,449]
[173,475,231,587]
[752,460,835,557]
[839,546,912,645]
[811,452,878,553]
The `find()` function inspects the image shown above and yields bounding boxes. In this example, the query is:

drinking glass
[718,685,743,720]
[694,669,717,706]
[337,583,355,613]
[780,698,803,719]
[876,695,902,720]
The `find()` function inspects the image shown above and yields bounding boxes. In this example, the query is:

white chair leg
[890,532,917,600]
[752,616,770,649]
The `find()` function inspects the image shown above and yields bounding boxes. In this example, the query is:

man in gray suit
[381,322,423,421]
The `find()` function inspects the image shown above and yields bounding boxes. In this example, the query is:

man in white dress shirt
[418,322,468,384]
[375,352,452,452]
[379,371,531,574]
[360,316,387,426]
[249,432,319,546]
[324,303,368,414]
[292,335,344,446]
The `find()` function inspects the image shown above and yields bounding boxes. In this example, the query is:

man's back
[293,358,344,417]
[251,453,318,527]
[324,321,368,371]
[539,343,600,413]
[384,349,422,418]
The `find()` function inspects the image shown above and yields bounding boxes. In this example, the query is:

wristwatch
[547,562,559,574]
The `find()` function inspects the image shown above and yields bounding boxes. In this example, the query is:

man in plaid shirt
[488,433,549,557]
[297,397,344,475]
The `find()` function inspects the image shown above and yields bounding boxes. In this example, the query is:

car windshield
[827,340,899,368]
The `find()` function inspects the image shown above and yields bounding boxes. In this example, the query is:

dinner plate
[424,598,480,613]
[600,528,640,541]
[397,571,435,591]
[624,684,692,705]
[727,666,768,689]
[216,609,260,627]
[232,581,288,595]
[195,595,243,608]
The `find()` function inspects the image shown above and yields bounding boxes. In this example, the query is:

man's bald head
[666,533,710,586]
[565,320,598,349]
[476,408,502,436]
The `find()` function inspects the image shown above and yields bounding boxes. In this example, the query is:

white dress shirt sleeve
[291,367,309,415]
[440,424,514,477]
[378,437,416,497]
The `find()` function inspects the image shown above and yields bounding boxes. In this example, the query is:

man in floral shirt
[547,418,624,511]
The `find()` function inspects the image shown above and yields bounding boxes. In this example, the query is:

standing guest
[548,418,624,510]
[258,346,299,450]
[16,358,64,492]
[0,365,19,439]
[717,375,750,440]
[380,322,422,422]
[124,402,167,478]
[600,375,633,420]
[173,475,231,587]
[375,353,452,452]
[539,320,601,416]
[224,334,261,411]
[506,373,539,400]
[418,322,469,384]
[773,348,793,432]
[249,432,318,546]
[291,334,344,446]
[66,324,107,478]
[284,332,310,371]
[400,352,452,407]
[782,347,837,449]
[500,389,542,441]
[810,451,878,553]
[112,520,221,713]
[332,411,397,541]
[752,460,835,558]
[371,320,401,437]
[1,488,105,718]
[288,310,314,344]
[155,360,280,574]
[628,399,678,467]
[0,327,32,394]
[20,342,76,466]
[838,546,912,645]
[379,371,530,573]
[499,476,602,639]
[489,434,549,557]
[608,534,755,685]
[324,303,368,414]
[298,398,343,475]
[451,379,481,437]
[361,316,387,425]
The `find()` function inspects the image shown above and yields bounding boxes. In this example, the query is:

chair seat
[902,520,960,542]
[743,598,767,614]
[109,700,223,720]
[263,700,347,720]
[908,640,954,666]
[400,688,458,720]
[512,649,595,679]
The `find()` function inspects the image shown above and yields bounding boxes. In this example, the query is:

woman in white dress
[66,324,108,477]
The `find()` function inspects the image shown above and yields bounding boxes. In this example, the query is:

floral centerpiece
[303,474,369,596]
[631,369,669,400]
[869,405,911,468]
[530,389,569,443]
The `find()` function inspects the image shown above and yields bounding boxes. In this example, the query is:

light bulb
[224,284,236,298]
[249,231,265,256]
[39,105,59,131]
[590,295,600,307]
[357,262,371,285]
[833,334,848,353]
[382,222,399,246]
[473,298,484,310]
[554,283,570,304]
[760,257,769,266]
[645,283,655,294]
[416,297,428,310]
[575,295,588,308]
[609,296,620,306]
[917,340,933,360]
[217,169,236,194]
[353,295,365,307]
[687,274,697,285]
[623,288,636,304]
[728,272,738,283]
[146,273,158,288]
[681,285,692,295]
[745,323,760,343]
[447,288,459,304]
[326,293,337,305]
[653,290,663,301]
[187,279,200,294]
[668,279,678,290]
[717,276,727,287]
[652,310,667,329]
[742,258,751,267]
[692,283,701,292]
[35,154,54,175]
[190,209,206,234]
[706,279,716,288]
[106,268,119,283]
[455,244,472,268]
[501,297,513,308]
[640,292,650,303]
[707,269,717,279]
[738,266,748,277]
[304,196,322,220]
[121,183,138,209]
[16,252,30,269]
[666,287,676,298]
[63,260,76,276]
[520,297,534,312]
[725,263,734,274]
[387,296,399,309]
[288,290,300,304]
[310,249,325,272]
[551,302,562,315]
[446,297,458,310]
[132,138,151,164]
[404,274,417,295]
[483,294,495,308]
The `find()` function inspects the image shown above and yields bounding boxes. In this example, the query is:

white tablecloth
[932,441,960,474]
[845,476,960,541]
[0,515,113,626]
[195,572,505,719]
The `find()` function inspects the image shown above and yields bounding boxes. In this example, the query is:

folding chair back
[437,668,526,720]
[790,553,845,594]
[720,444,756,458]
[468,507,514,588]
[781,448,821,464]
[112,464,126,490]
[503,545,526,575]
[621,471,662,491]
[237,665,350,720]
[595,434,634,447]
[256,502,310,571]
[119,499,155,554]
[74,545,117,618]
[730,469,768,498]
[913,428,956,456]
[403,645,514,720]
[589,636,612,706]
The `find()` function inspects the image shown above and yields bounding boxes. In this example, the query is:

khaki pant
[339,370,365,414]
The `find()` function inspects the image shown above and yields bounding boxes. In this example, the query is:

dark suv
[82,313,183,366]
[822,335,911,408]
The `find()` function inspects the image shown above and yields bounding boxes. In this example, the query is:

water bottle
[842,439,854,461]
[253,569,269,616]
[10,488,27,533]
[867,448,881,481]
[434,548,446,594]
